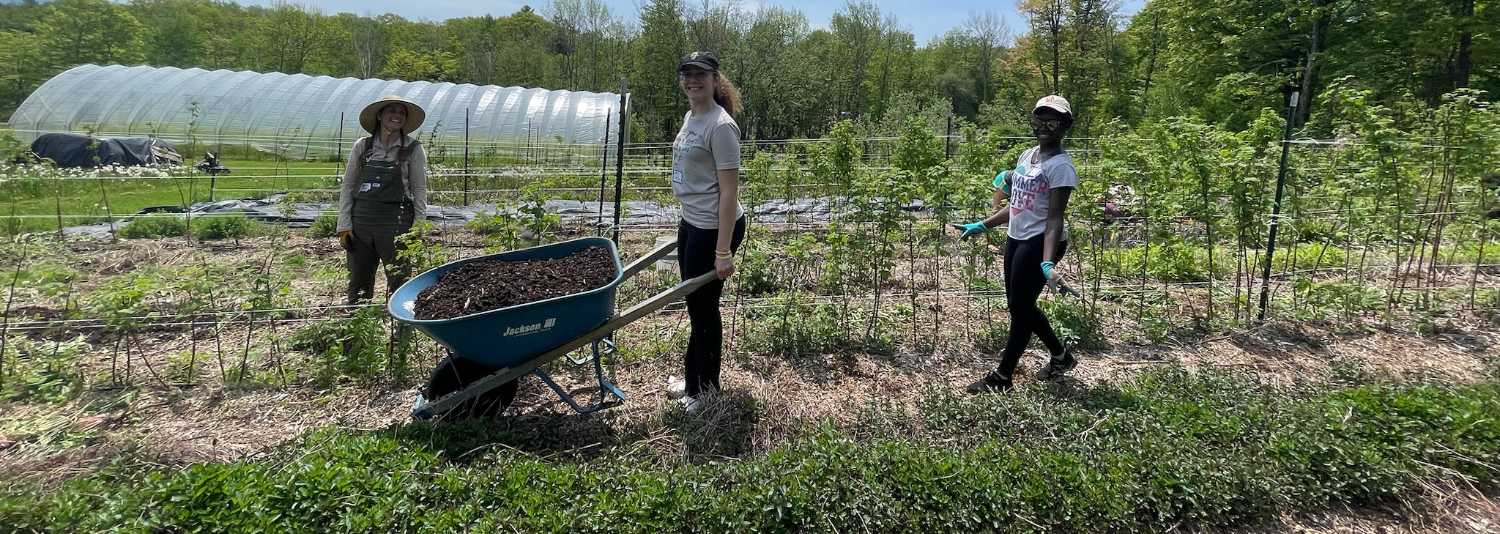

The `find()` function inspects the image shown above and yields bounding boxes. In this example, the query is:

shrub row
[118,214,262,240]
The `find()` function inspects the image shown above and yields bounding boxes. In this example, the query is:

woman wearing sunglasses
[954,95,1080,392]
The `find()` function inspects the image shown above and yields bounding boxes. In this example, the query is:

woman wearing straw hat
[336,96,429,305]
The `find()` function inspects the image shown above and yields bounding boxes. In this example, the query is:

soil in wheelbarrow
[414,245,616,320]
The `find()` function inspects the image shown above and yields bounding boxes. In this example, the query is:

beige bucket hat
[359,95,426,135]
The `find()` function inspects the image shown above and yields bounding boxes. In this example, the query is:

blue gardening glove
[991,164,1029,193]
[1044,259,1068,289]
[952,221,989,240]
[1041,260,1074,295]
[992,170,1011,194]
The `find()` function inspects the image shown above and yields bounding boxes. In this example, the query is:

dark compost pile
[414,246,615,320]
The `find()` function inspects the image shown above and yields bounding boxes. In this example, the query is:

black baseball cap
[678,51,719,72]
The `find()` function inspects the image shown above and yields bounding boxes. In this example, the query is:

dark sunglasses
[1030,116,1065,131]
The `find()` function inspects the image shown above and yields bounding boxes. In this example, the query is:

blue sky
[235,0,1148,45]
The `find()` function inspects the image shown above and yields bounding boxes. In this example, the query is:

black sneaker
[1036,348,1078,381]
[966,370,1013,394]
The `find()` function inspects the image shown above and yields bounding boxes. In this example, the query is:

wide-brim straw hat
[359,96,426,135]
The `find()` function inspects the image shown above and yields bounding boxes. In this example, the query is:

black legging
[677,216,747,396]
[995,234,1069,379]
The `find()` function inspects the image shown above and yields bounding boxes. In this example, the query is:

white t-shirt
[671,104,744,229]
[1004,146,1078,240]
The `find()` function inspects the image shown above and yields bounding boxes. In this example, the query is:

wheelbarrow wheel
[422,356,519,420]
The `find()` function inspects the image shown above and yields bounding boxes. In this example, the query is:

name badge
[671,169,684,185]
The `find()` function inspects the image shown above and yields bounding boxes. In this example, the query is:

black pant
[677,216,747,396]
[346,223,413,305]
[995,234,1069,379]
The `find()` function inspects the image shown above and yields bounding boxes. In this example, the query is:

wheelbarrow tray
[390,237,715,419]
[387,237,624,369]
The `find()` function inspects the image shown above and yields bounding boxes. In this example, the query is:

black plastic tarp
[30,133,183,168]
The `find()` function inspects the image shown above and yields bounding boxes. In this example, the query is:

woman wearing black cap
[336,96,428,305]
[954,95,1080,392]
[665,51,747,412]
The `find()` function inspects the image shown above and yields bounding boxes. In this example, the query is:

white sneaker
[666,377,687,400]
[677,395,701,414]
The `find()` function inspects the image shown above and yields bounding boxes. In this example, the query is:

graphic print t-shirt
[1006,146,1078,240]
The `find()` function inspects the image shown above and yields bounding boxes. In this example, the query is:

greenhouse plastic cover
[11,64,625,156]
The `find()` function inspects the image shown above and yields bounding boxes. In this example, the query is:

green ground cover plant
[117,215,188,238]
[2,368,1495,532]
[307,211,338,238]
[190,214,261,241]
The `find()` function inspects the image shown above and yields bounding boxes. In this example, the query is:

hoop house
[10,64,623,157]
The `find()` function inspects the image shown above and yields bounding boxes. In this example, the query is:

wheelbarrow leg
[592,338,626,403]
[532,339,625,414]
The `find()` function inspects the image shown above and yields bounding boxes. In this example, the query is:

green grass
[3,368,1496,532]
[0,162,336,235]
[0,154,660,235]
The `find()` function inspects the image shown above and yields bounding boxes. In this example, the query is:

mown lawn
[0,159,338,234]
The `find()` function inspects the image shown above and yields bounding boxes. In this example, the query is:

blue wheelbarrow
[389,236,714,420]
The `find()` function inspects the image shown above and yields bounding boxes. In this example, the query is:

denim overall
[346,137,418,304]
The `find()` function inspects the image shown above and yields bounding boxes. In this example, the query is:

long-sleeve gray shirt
[336,135,427,232]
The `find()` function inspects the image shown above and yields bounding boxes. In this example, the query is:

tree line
[0,0,1493,142]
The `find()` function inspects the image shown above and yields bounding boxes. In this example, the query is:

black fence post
[463,108,470,206]
[1258,91,1298,323]
[612,81,629,245]
[598,114,611,230]
[336,112,345,171]
[944,115,953,159]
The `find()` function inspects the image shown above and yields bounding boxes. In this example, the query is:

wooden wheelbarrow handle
[620,237,679,281]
